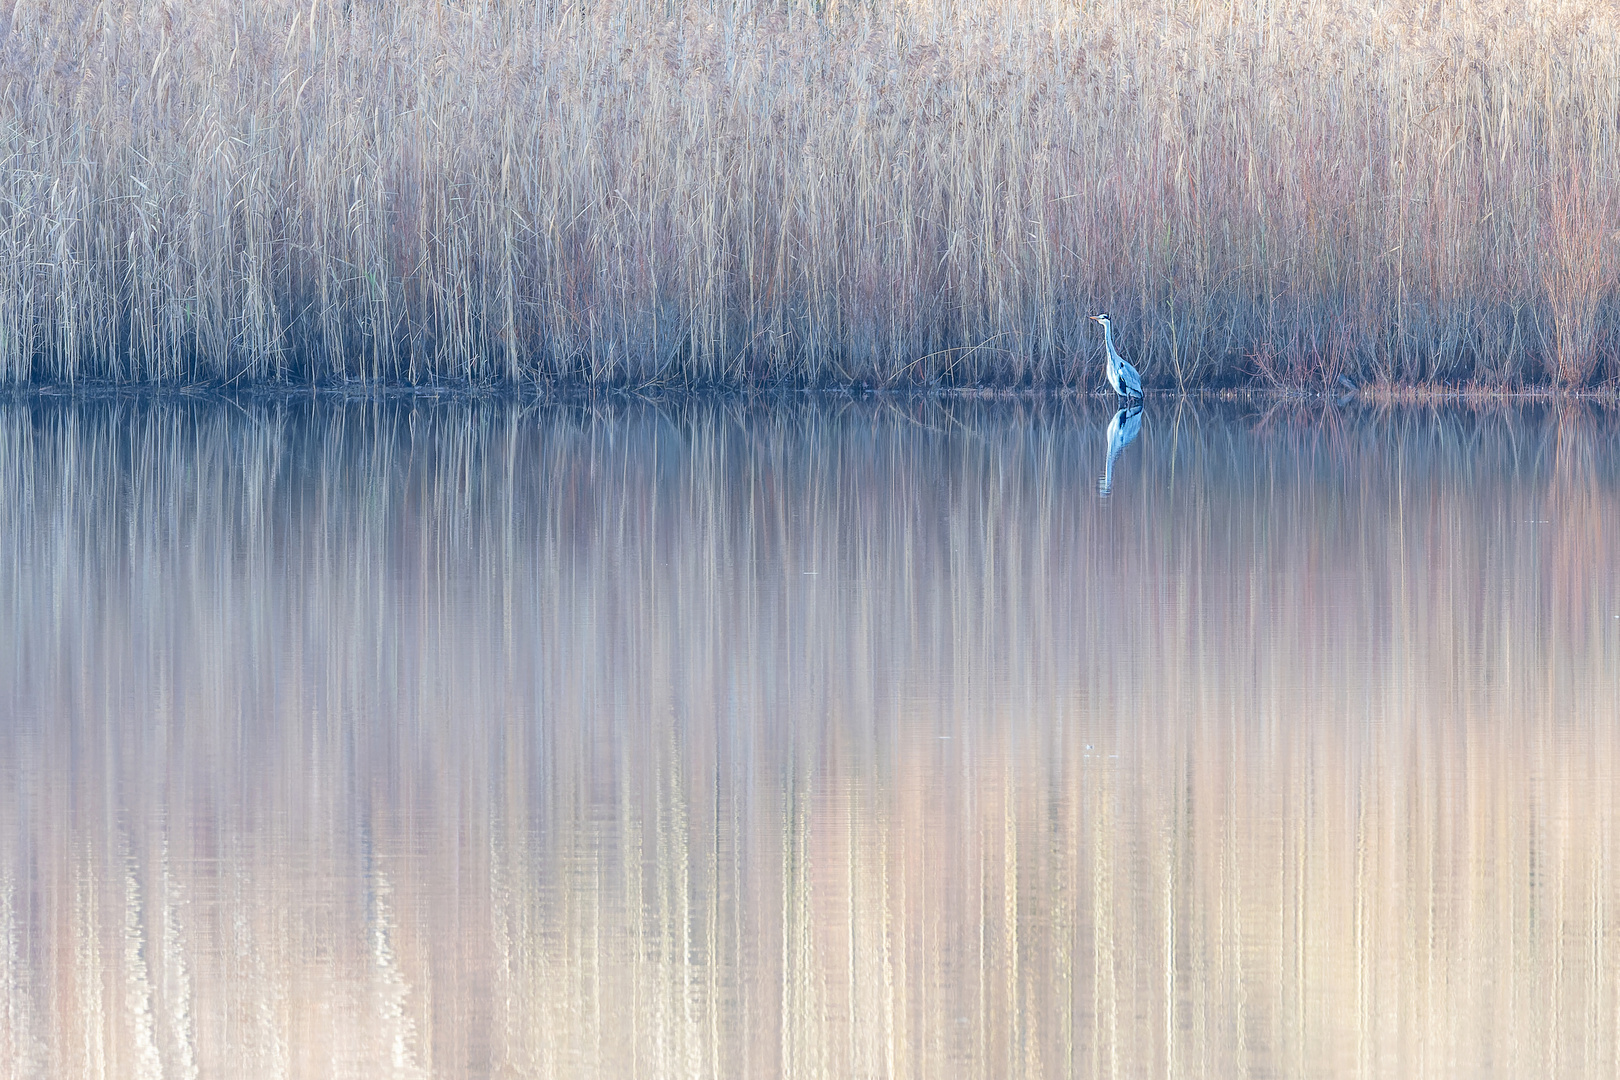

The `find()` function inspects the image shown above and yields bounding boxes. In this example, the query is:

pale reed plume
[2,0,1619,386]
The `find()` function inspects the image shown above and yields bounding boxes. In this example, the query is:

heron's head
[1090,313,1109,326]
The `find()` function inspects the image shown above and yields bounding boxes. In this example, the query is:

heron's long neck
[1102,321,1120,364]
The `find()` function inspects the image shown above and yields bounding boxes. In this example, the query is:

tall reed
[3,0,1619,386]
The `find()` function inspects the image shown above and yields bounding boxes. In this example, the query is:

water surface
[2,396,1617,1078]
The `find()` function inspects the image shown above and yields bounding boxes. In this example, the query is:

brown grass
[3,0,1620,387]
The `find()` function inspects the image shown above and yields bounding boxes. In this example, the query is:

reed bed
[3,0,1620,387]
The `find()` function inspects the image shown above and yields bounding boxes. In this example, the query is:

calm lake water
[2,395,1617,1078]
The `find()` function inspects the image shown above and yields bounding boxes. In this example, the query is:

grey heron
[1099,404,1143,496]
[1089,313,1143,399]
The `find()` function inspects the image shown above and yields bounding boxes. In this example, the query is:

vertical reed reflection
[1,396,1617,1078]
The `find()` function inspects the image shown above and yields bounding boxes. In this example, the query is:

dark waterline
[2,396,1617,1077]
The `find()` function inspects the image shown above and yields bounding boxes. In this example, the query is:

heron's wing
[1119,358,1143,392]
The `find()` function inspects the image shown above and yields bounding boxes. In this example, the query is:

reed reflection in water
[1,396,1617,1079]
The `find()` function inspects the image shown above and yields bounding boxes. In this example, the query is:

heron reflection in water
[1098,405,1143,496]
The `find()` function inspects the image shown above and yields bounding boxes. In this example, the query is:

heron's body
[1090,314,1143,398]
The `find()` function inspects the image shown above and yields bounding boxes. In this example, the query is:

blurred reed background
[3,0,1620,387]
[1,397,1617,1078]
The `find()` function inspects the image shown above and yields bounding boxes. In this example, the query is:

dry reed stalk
[2,0,1620,386]
[1541,174,1618,387]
